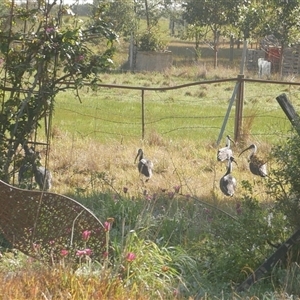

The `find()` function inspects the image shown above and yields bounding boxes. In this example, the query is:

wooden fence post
[236,229,300,293]
[234,74,244,142]
[276,93,300,135]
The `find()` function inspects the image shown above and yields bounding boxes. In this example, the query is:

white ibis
[217,135,234,162]
[220,156,237,197]
[239,144,267,177]
[134,148,153,182]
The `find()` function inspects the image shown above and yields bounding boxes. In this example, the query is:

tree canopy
[0,0,117,184]
[182,0,242,67]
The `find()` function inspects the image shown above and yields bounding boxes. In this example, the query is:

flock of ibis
[18,136,266,196]
[218,135,267,196]
[135,135,268,197]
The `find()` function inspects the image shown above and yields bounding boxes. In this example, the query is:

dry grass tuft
[0,261,141,300]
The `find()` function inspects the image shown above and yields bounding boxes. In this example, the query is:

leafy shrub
[137,29,168,52]
[269,130,300,229]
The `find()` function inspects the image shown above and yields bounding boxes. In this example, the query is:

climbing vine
[0,0,117,184]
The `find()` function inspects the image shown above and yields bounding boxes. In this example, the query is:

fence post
[276,93,300,136]
[234,74,244,142]
[216,82,239,146]
[141,89,145,140]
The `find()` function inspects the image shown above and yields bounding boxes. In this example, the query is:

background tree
[92,0,136,36]
[0,0,117,184]
[258,0,300,76]
[182,0,242,68]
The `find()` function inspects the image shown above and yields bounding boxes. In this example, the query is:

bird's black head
[230,156,238,165]
[239,144,256,157]
[134,148,143,163]
[226,135,235,144]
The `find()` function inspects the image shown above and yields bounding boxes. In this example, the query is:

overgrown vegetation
[2,1,300,299]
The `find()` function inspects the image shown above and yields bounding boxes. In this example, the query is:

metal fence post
[141,89,145,140]
[234,74,244,142]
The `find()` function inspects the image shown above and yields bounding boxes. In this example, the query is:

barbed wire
[54,78,300,143]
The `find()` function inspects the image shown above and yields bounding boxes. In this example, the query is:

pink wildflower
[126,252,136,262]
[84,248,92,256]
[60,249,69,257]
[76,250,86,256]
[82,230,91,241]
[76,248,92,256]
[145,195,152,201]
[104,221,111,232]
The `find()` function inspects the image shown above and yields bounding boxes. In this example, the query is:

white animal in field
[217,135,234,162]
[258,58,271,78]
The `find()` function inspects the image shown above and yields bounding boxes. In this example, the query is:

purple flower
[173,185,181,193]
[46,27,54,33]
[168,192,175,199]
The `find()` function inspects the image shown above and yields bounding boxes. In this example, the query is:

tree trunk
[213,30,219,68]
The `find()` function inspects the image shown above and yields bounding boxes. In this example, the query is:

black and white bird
[19,144,52,191]
[134,148,153,182]
[217,135,234,162]
[32,153,52,191]
[239,144,267,177]
[220,156,237,197]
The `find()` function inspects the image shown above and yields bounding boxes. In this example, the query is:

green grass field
[52,71,296,145]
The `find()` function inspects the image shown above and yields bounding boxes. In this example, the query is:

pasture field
[2,40,300,299]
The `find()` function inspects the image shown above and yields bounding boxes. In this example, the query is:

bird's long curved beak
[238,146,251,157]
[231,157,238,165]
[228,135,235,144]
[134,153,139,163]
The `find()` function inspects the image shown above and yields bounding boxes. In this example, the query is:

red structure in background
[265,46,281,73]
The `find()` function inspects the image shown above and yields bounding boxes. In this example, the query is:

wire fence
[54,77,300,146]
